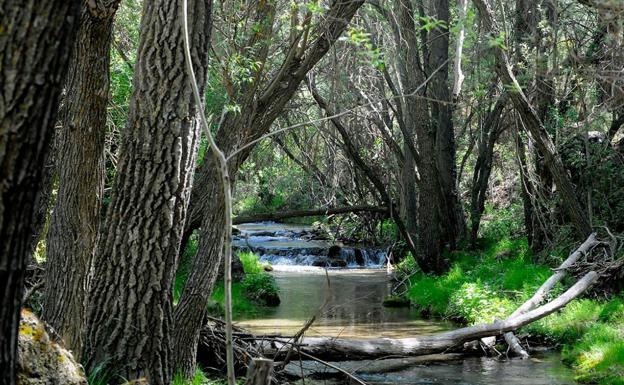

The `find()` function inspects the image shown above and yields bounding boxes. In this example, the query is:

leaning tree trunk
[473,0,592,238]
[43,0,121,357]
[82,0,212,383]
[174,0,365,376]
[0,1,81,384]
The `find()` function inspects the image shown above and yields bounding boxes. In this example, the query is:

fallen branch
[504,233,600,358]
[259,272,598,360]
[233,205,388,225]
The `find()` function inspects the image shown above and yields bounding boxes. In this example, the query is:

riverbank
[402,237,623,385]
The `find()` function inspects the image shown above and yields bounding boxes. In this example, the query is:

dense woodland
[1,0,623,384]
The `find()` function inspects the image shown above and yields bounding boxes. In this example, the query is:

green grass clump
[172,368,239,385]
[241,273,280,306]
[407,236,544,323]
[239,251,268,274]
[211,282,259,318]
[526,299,604,343]
[559,299,624,385]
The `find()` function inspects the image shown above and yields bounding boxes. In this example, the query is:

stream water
[232,222,578,384]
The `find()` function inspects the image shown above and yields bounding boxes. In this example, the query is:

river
[232,222,578,384]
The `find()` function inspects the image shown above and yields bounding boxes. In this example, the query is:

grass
[211,252,280,317]
[239,251,269,274]
[404,235,623,384]
[172,368,236,385]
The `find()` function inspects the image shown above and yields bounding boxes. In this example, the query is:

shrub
[241,273,280,306]
[239,251,267,275]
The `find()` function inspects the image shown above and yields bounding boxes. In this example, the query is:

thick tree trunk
[174,1,365,377]
[473,0,592,238]
[233,205,388,225]
[0,2,81,384]
[43,0,121,357]
[429,0,465,249]
[394,0,445,274]
[82,0,212,383]
[173,166,224,378]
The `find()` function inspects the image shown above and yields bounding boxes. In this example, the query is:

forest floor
[403,236,624,385]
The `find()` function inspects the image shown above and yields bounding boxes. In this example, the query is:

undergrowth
[211,252,279,317]
[404,206,623,384]
[172,368,242,385]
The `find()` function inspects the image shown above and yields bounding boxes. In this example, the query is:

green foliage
[87,364,113,385]
[241,273,280,306]
[487,31,508,50]
[211,282,260,318]
[172,368,232,385]
[395,252,418,278]
[479,203,525,240]
[449,281,515,323]
[405,226,623,384]
[239,251,267,275]
[340,27,385,70]
[543,296,624,384]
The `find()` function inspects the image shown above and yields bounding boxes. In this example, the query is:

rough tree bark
[473,0,592,238]
[173,0,365,377]
[82,0,212,383]
[43,0,121,357]
[394,0,445,274]
[429,0,465,248]
[0,1,81,384]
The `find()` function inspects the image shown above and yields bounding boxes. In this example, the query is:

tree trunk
[473,0,592,238]
[504,233,600,357]
[43,0,121,357]
[470,92,508,244]
[394,0,445,274]
[174,1,365,377]
[233,205,388,224]
[0,1,81,384]
[82,0,212,383]
[429,0,465,249]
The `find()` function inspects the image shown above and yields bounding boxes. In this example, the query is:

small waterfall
[233,222,386,268]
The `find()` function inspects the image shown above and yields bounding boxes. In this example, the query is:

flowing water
[232,222,578,384]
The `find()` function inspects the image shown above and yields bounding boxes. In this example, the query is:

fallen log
[233,205,388,225]
[258,271,598,360]
[282,353,465,379]
[504,233,600,358]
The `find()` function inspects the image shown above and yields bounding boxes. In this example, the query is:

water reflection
[235,269,453,338]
